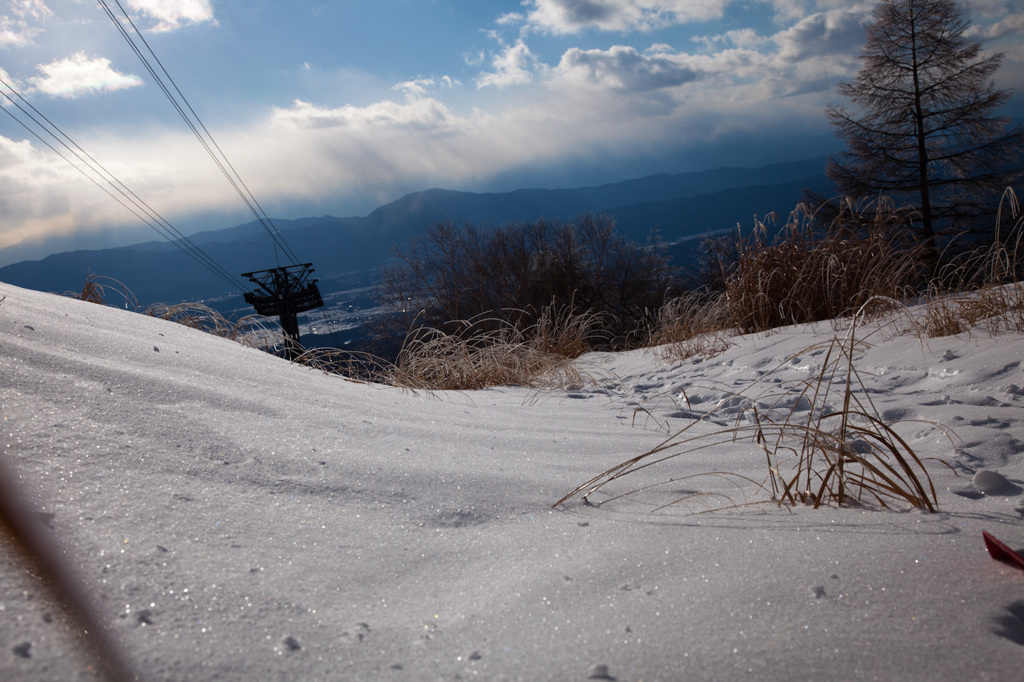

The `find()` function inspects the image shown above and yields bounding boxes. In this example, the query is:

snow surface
[1,282,1023,681]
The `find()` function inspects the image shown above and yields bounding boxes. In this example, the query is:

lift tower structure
[242,263,323,361]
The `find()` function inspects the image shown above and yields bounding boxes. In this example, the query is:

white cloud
[394,79,430,97]
[773,8,871,64]
[963,0,1017,19]
[270,97,459,132]
[1002,44,1024,63]
[28,52,143,99]
[0,132,79,250]
[126,0,215,32]
[763,0,808,23]
[553,45,701,92]
[0,65,15,90]
[966,12,1024,40]
[464,49,486,67]
[761,0,874,23]
[692,28,769,51]
[1,2,858,247]
[674,46,766,79]
[520,0,730,34]
[495,11,524,26]
[476,40,540,88]
[0,0,1019,261]
[0,0,51,47]
[248,32,836,214]
[0,44,839,253]
[393,77,461,98]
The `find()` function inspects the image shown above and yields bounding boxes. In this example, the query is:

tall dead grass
[293,347,395,385]
[386,305,601,391]
[649,198,920,361]
[651,193,1023,355]
[725,199,920,334]
[294,304,603,391]
[66,272,139,309]
[566,192,1024,513]
[921,189,1024,337]
[145,301,283,352]
[647,290,733,361]
[65,273,288,353]
[557,312,951,514]
[62,273,596,390]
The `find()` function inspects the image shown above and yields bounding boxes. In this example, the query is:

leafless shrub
[378,213,674,352]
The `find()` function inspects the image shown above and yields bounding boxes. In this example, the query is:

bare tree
[377,214,675,351]
[826,0,1024,261]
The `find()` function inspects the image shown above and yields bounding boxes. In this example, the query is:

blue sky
[1,0,1022,260]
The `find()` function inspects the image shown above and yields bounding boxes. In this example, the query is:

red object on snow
[983,531,1024,571]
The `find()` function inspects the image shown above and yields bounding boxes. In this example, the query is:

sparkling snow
[2,282,1022,680]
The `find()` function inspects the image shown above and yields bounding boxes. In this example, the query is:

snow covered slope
[2,282,1022,680]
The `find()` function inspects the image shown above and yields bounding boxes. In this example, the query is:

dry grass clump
[923,282,1024,337]
[294,347,396,384]
[530,303,605,359]
[725,200,920,334]
[295,304,600,390]
[387,307,598,391]
[922,190,1024,337]
[296,305,602,390]
[390,328,563,391]
[66,272,139,309]
[647,290,733,361]
[557,315,948,514]
[64,273,284,351]
[649,198,921,363]
[145,301,282,351]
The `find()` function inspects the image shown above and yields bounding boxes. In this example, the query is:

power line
[0,77,249,292]
[97,0,303,266]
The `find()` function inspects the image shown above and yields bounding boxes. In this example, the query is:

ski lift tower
[242,263,323,361]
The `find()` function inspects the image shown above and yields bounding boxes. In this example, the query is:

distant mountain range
[0,156,833,311]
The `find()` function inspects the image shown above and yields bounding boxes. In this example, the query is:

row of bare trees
[374,214,675,353]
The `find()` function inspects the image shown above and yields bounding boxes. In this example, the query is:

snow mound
[2,282,1023,680]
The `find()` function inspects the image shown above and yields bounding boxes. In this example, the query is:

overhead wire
[97,0,303,266]
[0,76,249,292]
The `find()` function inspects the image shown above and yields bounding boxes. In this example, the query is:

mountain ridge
[0,156,832,307]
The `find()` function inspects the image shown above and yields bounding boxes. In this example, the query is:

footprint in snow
[588,663,616,680]
[341,622,371,643]
[274,636,301,655]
